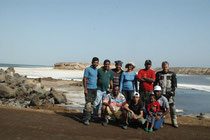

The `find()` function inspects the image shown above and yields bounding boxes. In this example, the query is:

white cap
[133,92,140,97]
[154,85,162,91]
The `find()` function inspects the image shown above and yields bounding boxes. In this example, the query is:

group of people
[82,57,178,132]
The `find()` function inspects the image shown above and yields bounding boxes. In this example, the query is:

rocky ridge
[0,67,67,108]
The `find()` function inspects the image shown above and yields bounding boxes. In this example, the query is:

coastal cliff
[154,67,210,75]
[54,62,115,70]
[54,63,210,75]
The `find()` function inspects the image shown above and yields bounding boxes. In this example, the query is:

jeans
[153,116,165,130]
[93,90,107,118]
[122,90,134,105]
[140,91,153,108]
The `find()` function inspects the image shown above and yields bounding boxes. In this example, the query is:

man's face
[145,64,151,70]
[92,61,99,68]
[154,90,161,98]
[162,63,169,72]
[104,62,110,70]
[113,86,119,96]
[133,96,140,103]
[115,64,122,71]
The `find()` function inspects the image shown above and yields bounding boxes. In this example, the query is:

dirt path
[0,107,210,140]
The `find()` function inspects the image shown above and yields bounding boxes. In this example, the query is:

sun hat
[125,62,135,68]
[154,85,162,91]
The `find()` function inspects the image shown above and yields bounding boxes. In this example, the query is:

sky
[0,0,210,68]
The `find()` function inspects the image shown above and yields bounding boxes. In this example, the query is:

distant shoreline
[54,62,210,75]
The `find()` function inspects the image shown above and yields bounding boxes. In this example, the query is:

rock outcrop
[54,62,115,70]
[0,67,67,108]
[154,67,210,75]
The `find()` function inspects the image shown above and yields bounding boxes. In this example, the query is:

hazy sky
[0,0,210,68]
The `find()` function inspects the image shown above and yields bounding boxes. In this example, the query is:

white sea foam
[178,83,210,93]
[176,109,184,113]
[0,67,84,80]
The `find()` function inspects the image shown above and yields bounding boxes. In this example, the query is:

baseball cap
[133,92,140,97]
[145,59,152,65]
[154,85,162,91]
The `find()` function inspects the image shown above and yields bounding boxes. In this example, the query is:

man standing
[155,61,178,128]
[93,59,113,119]
[112,60,123,87]
[153,85,170,130]
[82,57,99,125]
[137,60,156,107]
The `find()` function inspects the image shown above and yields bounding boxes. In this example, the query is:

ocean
[1,63,210,116]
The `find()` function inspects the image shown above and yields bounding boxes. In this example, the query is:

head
[103,59,111,70]
[125,62,135,71]
[133,92,140,103]
[149,94,156,103]
[162,61,169,73]
[144,60,152,70]
[154,85,162,99]
[113,86,120,96]
[91,57,99,68]
[115,60,123,71]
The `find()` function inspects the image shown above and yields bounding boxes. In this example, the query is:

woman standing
[120,62,138,104]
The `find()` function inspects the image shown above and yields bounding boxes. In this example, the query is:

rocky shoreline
[55,62,210,75]
[0,67,67,108]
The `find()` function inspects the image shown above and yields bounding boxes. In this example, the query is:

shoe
[149,129,153,133]
[102,119,109,126]
[145,128,148,132]
[83,120,90,126]
[122,124,128,130]
[173,123,179,128]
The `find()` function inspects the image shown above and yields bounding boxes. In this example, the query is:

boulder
[0,83,16,98]
[50,88,67,104]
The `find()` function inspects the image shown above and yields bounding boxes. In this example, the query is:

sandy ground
[1,78,210,139]
[0,106,210,140]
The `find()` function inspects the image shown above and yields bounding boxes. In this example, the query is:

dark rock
[0,83,16,98]
[50,88,67,104]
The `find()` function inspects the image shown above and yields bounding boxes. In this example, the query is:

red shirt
[137,69,155,92]
[147,101,160,113]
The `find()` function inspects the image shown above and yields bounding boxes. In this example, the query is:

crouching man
[101,86,128,129]
[124,92,146,128]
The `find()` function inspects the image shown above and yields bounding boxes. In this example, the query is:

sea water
[1,64,210,116]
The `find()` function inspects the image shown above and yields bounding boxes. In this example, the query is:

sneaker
[102,119,109,126]
[173,123,179,128]
[122,124,128,130]
[83,120,90,126]
[149,129,153,133]
[145,128,148,132]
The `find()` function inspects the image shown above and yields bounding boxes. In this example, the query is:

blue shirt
[120,71,137,92]
[84,65,98,89]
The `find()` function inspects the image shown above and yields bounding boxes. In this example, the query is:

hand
[156,115,161,121]
[109,89,113,93]
[84,89,88,95]
[169,91,175,96]
[109,104,114,113]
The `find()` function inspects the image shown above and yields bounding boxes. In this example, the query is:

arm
[83,77,88,95]
[171,72,177,92]
[83,68,89,95]
[119,72,124,92]
[109,80,113,93]
[135,110,143,119]
[109,71,114,92]
[134,74,138,92]
[143,71,156,83]
[156,108,169,120]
